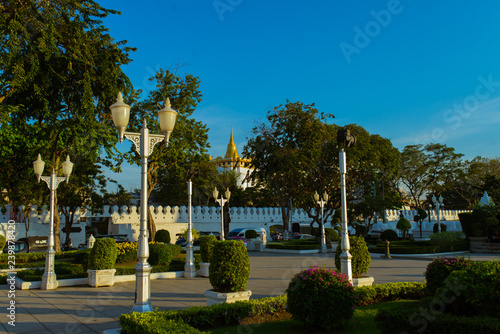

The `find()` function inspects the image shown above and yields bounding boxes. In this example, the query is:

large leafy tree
[0,0,134,250]
[244,100,333,231]
[123,68,208,241]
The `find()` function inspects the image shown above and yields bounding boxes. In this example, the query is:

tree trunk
[280,198,290,231]
[223,205,231,238]
[148,208,156,242]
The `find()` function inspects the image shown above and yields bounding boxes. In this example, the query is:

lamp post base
[340,251,353,282]
[132,262,153,313]
[184,244,196,278]
[320,244,328,253]
[41,248,58,290]
[41,273,58,290]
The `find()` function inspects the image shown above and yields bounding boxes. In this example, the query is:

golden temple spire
[225,126,239,159]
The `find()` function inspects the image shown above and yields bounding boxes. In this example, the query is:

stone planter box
[469,236,488,252]
[199,262,210,277]
[204,289,252,306]
[87,269,116,287]
[352,276,374,287]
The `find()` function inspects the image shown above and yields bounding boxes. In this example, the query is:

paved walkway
[1,252,498,334]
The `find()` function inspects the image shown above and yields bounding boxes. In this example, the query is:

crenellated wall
[0,204,470,243]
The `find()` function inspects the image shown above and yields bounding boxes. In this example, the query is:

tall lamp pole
[213,187,231,240]
[314,191,329,253]
[337,129,356,282]
[184,168,199,278]
[33,154,74,290]
[432,194,444,233]
[110,92,177,313]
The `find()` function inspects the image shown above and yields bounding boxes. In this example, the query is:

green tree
[123,68,208,241]
[108,185,133,208]
[396,217,412,238]
[413,207,428,238]
[0,0,134,250]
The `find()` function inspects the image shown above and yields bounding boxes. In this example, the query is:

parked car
[365,230,382,238]
[175,237,200,247]
[227,228,267,241]
[95,234,129,243]
[290,234,315,240]
[2,236,48,254]
[232,236,247,245]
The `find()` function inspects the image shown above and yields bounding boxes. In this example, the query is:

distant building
[210,127,255,189]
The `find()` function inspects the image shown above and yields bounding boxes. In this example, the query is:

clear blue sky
[99,0,500,191]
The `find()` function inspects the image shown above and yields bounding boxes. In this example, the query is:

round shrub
[286,266,357,331]
[88,238,118,270]
[325,227,339,242]
[396,217,412,237]
[381,229,398,241]
[335,236,371,278]
[155,229,171,244]
[245,229,258,239]
[209,240,250,292]
[199,235,217,263]
[424,257,473,294]
[148,243,173,266]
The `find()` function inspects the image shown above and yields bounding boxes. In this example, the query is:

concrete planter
[87,269,116,287]
[352,276,374,287]
[199,262,210,277]
[204,289,252,306]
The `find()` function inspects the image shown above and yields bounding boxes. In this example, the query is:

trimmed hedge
[155,229,171,244]
[0,249,80,263]
[335,236,371,278]
[0,234,5,251]
[149,243,173,266]
[375,299,500,334]
[199,235,217,263]
[120,296,287,333]
[380,229,398,241]
[356,281,427,306]
[88,238,118,270]
[425,257,473,294]
[209,240,250,292]
[369,240,469,254]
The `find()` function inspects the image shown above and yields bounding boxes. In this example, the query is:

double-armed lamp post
[109,92,177,313]
[314,191,329,253]
[184,168,199,279]
[33,154,74,290]
[213,187,231,240]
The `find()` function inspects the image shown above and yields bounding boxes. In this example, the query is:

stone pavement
[1,252,498,334]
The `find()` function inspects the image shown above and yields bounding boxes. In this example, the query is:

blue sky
[99,0,500,191]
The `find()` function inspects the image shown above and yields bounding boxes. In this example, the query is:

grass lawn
[210,300,416,334]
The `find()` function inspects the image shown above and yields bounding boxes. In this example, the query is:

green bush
[380,229,398,241]
[424,257,473,295]
[396,217,412,238]
[375,299,500,334]
[199,235,217,263]
[355,281,426,306]
[167,244,181,257]
[155,229,171,244]
[244,229,257,239]
[74,249,91,270]
[335,236,371,278]
[286,266,357,331]
[266,238,319,250]
[120,296,287,332]
[88,238,118,270]
[0,234,5,251]
[439,260,500,317]
[120,315,206,334]
[433,223,447,233]
[209,240,250,292]
[458,212,474,238]
[429,231,465,245]
[325,227,339,242]
[149,243,173,266]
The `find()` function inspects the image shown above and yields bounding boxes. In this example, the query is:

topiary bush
[244,229,258,239]
[199,235,217,263]
[433,223,447,233]
[335,236,371,278]
[149,243,173,266]
[75,249,92,270]
[424,257,473,294]
[155,229,171,244]
[325,227,339,242]
[286,266,357,331]
[396,217,412,238]
[88,238,118,270]
[380,229,398,241]
[209,240,250,292]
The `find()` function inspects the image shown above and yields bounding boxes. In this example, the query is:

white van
[227,228,267,241]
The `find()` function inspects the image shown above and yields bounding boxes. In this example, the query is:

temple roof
[225,126,239,159]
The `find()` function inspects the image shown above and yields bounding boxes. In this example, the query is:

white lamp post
[213,187,230,240]
[184,168,198,278]
[110,92,177,313]
[33,154,74,290]
[314,191,329,253]
[432,194,444,233]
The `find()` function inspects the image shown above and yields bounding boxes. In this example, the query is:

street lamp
[314,191,329,254]
[110,92,177,313]
[337,129,356,282]
[431,194,444,233]
[213,187,230,240]
[184,168,199,278]
[33,154,74,290]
